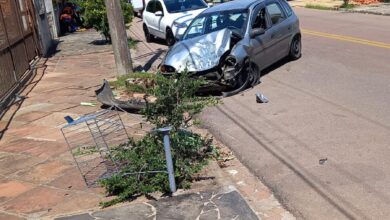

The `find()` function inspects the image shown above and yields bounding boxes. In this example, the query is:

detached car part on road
[160,0,301,96]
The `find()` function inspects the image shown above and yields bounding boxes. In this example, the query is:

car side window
[266,2,285,25]
[279,0,293,17]
[252,8,267,29]
[155,1,163,13]
[146,1,155,13]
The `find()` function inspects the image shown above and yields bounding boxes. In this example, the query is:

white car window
[155,1,163,12]
[146,1,155,13]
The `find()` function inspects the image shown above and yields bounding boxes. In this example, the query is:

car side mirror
[250,28,265,38]
[155,11,163,16]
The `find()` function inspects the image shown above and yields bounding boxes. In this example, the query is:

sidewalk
[346,3,390,15]
[0,30,118,219]
[290,0,390,16]
[0,27,294,220]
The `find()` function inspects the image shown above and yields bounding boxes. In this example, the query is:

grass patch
[72,146,99,156]
[340,3,355,9]
[128,38,139,49]
[125,84,147,93]
[109,72,156,94]
[305,3,334,10]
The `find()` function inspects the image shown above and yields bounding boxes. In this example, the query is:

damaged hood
[162,29,232,72]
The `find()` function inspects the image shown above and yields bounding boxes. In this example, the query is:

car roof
[203,0,262,13]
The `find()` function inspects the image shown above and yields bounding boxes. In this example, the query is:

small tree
[100,72,218,207]
[142,72,217,130]
[81,0,133,41]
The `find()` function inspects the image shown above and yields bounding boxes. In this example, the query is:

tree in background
[80,0,133,41]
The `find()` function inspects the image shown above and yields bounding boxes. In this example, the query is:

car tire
[289,34,301,60]
[222,59,251,97]
[143,24,153,43]
[249,63,261,87]
[166,28,175,46]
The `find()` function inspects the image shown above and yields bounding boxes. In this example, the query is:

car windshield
[164,0,208,13]
[183,9,248,40]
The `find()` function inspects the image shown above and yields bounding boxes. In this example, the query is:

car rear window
[279,0,293,17]
[266,2,286,25]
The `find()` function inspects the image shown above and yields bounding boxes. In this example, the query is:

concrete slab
[0,180,35,204]
[57,187,258,220]
[0,213,25,220]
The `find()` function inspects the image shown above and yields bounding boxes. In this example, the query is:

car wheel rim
[293,38,301,56]
[167,31,174,45]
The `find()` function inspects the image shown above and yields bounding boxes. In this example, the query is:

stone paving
[54,186,258,220]
[0,31,119,219]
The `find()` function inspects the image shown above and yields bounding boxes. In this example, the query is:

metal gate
[0,0,40,106]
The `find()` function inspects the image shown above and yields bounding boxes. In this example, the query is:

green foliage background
[78,0,133,40]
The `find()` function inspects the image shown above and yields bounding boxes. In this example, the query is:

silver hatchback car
[160,0,301,95]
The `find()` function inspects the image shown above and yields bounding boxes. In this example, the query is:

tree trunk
[104,0,133,75]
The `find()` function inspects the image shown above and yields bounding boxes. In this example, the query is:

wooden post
[104,0,133,75]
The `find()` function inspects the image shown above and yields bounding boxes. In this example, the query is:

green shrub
[81,0,133,41]
[340,3,355,9]
[100,131,215,207]
[100,71,218,207]
[142,72,218,130]
[305,4,334,10]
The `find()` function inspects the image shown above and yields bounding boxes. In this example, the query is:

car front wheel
[289,35,301,60]
[166,28,175,46]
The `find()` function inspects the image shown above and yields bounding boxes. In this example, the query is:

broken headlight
[160,65,176,73]
[222,56,237,80]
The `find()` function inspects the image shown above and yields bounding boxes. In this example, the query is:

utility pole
[104,0,133,75]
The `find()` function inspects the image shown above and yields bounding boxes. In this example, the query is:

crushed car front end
[160,7,256,96]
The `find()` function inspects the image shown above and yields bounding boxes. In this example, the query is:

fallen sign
[95,80,146,111]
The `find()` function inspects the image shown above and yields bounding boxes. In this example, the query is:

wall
[33,0,53,57]
[44,0,60,38]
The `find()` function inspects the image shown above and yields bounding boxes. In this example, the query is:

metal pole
[158,127,176,193]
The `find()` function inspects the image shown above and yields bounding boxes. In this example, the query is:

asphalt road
[200,8,390,220]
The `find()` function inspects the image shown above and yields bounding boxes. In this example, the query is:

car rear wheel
[143,24,153,42]
[166,28,175,46]
[289,35,301,60]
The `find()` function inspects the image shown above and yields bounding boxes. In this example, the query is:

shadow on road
[134,49,165,72]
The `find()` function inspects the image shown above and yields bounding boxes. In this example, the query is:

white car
[142,0,208,46]
[129,0,145,17]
